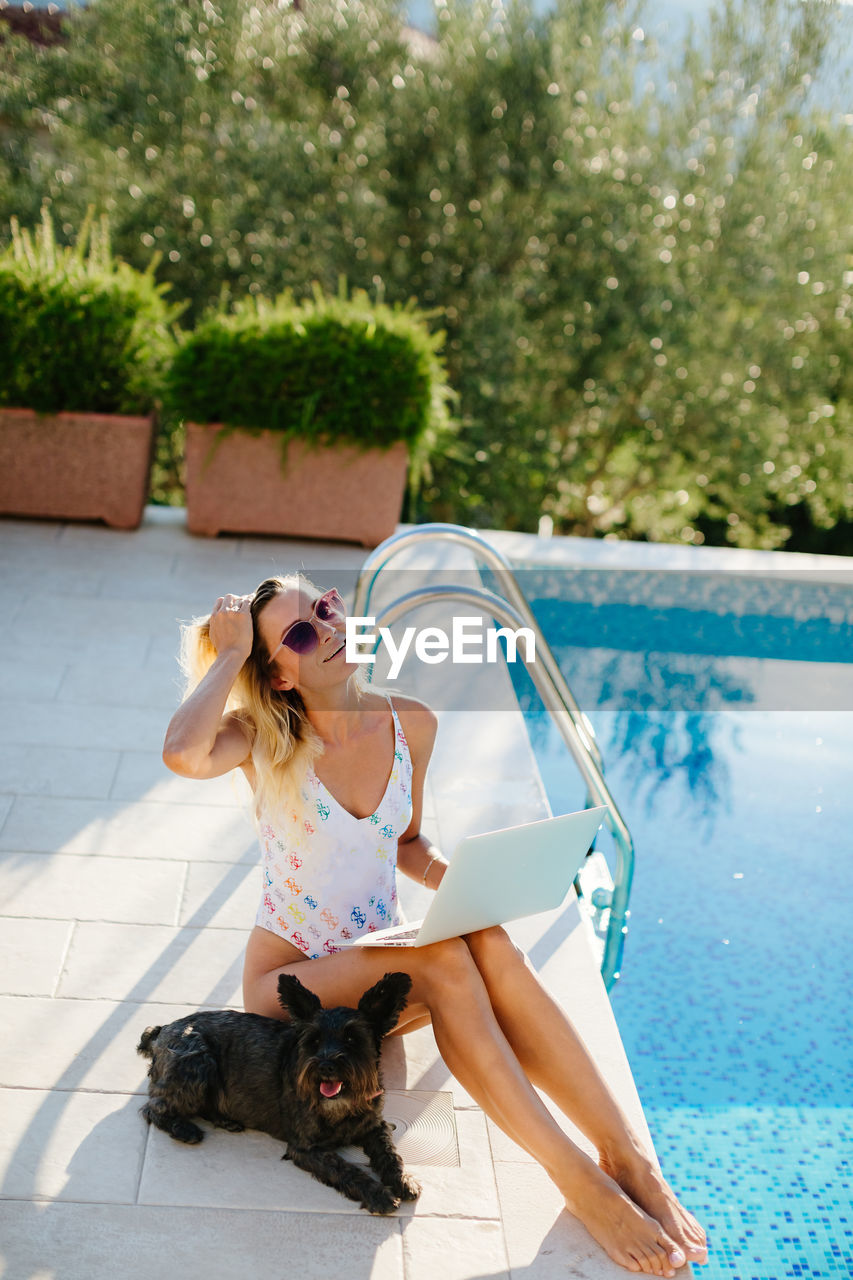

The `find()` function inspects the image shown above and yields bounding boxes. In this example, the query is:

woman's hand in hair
[209,594,254,663]
[164,593,255,781]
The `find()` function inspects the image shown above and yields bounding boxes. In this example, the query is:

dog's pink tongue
[320,1081,343,1098]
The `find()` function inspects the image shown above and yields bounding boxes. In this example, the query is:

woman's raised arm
[163,594,254,780]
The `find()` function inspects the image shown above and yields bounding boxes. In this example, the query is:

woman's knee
[242,960,295,1018]
[415,935,479,1001]
[243,972,280,1018]
[464,925,528,974]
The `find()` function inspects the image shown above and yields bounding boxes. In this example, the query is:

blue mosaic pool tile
[525,620,853,1280]
[516,570,853,712]
[515,567,853,629]
[641,1106,852,1277]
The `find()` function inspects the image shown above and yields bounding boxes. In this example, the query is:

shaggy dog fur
[137,971,421,1214]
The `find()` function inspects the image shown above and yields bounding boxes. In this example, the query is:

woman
[163,574,707,1277]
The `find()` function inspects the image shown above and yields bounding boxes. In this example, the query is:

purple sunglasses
[267,588,346,664]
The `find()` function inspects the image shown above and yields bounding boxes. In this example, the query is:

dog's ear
[357,971,412,1043]
[277,973,323,1022]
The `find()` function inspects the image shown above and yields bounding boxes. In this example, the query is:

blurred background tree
[1,0,851,550]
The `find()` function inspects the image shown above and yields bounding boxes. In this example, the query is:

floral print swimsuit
[254,701,413,959]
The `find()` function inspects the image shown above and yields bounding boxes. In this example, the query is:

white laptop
[350,805,609,948]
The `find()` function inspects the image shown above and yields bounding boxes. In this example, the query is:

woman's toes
[656,1232,685,1274]
[646,1251,674,1279]
[637,1241,674,1278]
[683,1228,708,1262]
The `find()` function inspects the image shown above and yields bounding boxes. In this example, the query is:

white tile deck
[0,795,258,860]
[0,1087,147,1203]
[0,512,688,1280]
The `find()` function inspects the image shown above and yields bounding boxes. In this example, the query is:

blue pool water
[512,568,853,1280]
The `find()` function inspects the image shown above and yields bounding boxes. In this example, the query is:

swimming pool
[511,566,853,1280]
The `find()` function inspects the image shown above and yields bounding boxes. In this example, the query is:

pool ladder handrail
[353,522,634,990]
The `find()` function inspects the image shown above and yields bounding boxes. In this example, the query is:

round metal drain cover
[338,1090,459,1167]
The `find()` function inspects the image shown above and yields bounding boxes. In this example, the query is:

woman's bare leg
[463,927,707,1266]
[243,928,683,1278]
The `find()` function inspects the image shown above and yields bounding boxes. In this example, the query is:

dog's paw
[391,1172,421,1201]
[361,1184,401,1215]
[214,1117,245,1133]
[168,1118,205,1145]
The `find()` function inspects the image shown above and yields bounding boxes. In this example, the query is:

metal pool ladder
[353,522,634,991]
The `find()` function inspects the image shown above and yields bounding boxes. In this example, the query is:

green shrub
[164,283,456,481]
[0,207,179,415]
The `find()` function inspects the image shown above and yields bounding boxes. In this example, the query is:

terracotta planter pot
[185,423,409,547]
[0,408,155,530]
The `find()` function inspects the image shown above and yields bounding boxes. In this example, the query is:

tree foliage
[1,0,851,549]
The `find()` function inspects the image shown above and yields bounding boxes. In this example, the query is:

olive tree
[2,0,850,548]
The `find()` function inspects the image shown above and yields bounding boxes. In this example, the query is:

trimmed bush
[0,207,179,415]
[164,284,456,481]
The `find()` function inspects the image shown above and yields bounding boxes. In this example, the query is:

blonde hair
[180,573,361,821]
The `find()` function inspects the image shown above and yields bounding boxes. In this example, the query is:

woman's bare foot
[562,1162,686,1276]
[599,1148,708,1266]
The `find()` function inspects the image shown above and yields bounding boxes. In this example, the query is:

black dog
[137,971,421,1214]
